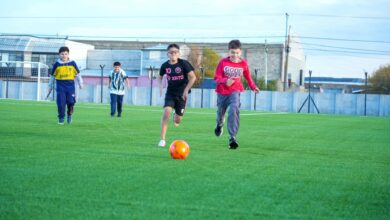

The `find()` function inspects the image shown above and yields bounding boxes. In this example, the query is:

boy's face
[167,48,180,62]
[114,65,121,72]
[228,48,241,62]
[59,51,69,62]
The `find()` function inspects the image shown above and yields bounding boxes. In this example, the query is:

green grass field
[1,99,389,219]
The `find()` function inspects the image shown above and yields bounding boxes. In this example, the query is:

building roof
[0,35,65,53]
[143,44,168,51]
[0,35,94,53]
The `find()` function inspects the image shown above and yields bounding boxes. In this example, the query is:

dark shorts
[164,94,187,116]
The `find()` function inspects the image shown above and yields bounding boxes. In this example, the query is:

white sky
[1,0,389,78]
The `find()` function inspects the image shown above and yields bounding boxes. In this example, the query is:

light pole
[149,66,155,106]
[364,72,368,116]
[283,13,290,92]
[5,62,10,99]
[264,39,268,89]
[100,64,105,103]
[200,67,204,108]
[254,69,258,111]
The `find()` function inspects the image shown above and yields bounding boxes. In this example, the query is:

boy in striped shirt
[108,62,128,117]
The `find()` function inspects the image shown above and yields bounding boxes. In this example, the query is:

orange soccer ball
[169,140,190,160]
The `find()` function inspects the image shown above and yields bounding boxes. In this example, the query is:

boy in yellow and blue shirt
[48,46,83,124]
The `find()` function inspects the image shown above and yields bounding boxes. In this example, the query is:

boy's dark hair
[113,61,121,66]
[228,40,241,50]
[167,43,180,50]
[59,46,70,54]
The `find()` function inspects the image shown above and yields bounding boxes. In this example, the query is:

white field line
[1,99,288,116]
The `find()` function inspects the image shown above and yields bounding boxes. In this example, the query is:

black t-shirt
[159,58,194,96]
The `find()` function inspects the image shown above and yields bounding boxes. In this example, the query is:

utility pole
[283,25,291,92]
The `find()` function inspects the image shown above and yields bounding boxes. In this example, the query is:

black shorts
[164,94,187,116]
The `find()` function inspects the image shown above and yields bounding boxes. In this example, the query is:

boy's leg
[65,88,76,124]
[159,95,175,147]
[227,92,240,149]
[110,94,117,116]
[159,106,173,147]
[173,96,186,127]
[56,90,66,124]
[117,95,124,117]
[215,94,228,136]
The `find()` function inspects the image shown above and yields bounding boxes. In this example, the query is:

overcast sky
[1,0,389,78]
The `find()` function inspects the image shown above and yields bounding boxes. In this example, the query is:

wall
[1,80,389,117]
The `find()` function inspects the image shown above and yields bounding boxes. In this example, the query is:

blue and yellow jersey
[51,59,80,80]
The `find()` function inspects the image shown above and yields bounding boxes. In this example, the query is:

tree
[202,48,221,78]
[187,46,202,88]
[369,64,390,94]
[187,46,221,88]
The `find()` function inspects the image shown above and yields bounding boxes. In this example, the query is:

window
[31,54,40,62]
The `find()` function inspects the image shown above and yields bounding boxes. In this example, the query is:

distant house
[304,77,366,94]
[0,35,94,77]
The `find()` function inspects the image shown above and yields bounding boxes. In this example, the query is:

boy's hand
[182,89,189,101]
[253,87,260,93]
[226,78,235,87]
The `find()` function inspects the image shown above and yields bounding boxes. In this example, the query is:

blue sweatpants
[216,91,241,138]
[56,81,76,120]
[110,93,124,116]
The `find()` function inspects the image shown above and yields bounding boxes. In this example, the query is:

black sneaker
[117,113,121,117]
[214,125,223,137]
[229,137,239,149]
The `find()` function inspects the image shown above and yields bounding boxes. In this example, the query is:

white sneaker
[158,140,166,147]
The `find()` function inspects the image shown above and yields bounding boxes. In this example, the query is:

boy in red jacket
[214,40,260,149]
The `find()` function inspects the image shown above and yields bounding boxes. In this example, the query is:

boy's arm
[243,66,259,93]
[158,75,164,97]
[124,72,130,88]
[182,71,196,100]
[47,63,57,96]
[76,75,84,89]
[72,61,83,89]
[214,60,228,85]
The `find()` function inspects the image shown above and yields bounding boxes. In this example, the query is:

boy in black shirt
[158,44,196,147]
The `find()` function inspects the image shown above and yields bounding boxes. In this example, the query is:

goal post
[0,61,50,101]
